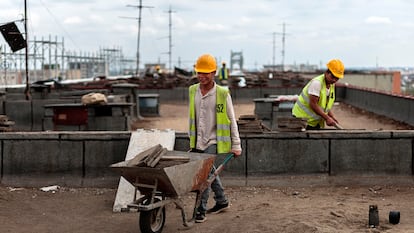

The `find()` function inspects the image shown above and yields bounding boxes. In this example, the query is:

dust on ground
[1,185,414,233]
[2,102,414,233]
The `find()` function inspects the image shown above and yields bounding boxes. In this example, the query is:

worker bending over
[292,59,345,130]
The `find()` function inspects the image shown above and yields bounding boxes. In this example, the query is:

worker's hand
[327,111,339,124]
[231,149,242,158]
[330,115,339,124]
[325,117,337,126]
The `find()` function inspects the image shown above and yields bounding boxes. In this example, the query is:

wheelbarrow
[110,150,234,233]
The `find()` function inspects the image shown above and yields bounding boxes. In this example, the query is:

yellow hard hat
[326,59,345,78]
[195,54,217,73]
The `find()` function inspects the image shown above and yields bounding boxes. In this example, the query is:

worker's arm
[309,95,336,126]
[226,95,242,158]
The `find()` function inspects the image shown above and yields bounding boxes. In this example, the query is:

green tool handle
[208,153,234,183]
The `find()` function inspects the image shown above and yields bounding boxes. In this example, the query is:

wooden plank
[239,114,257,120]
[126,144,162,166]
[148,148,168,167]
[144,146,164,166]
[160,155,190,162]
[142,145,163,165]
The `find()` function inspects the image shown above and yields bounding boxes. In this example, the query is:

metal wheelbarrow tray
[110,150,217,233]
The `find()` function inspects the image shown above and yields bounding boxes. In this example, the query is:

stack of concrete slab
[277,117,307,131]
[237,114,271,133]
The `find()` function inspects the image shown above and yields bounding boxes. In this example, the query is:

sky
[1,0,414,71]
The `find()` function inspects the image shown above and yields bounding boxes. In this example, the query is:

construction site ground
[2,102,414,233]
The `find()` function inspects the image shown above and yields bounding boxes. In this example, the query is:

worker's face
[197,71,216,85]
[326,71,340,85]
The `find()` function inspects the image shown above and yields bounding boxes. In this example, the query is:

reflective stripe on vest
[292,74,335,127]
[189,85,197,147]
[189,84,231,153]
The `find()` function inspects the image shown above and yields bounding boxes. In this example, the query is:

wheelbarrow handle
[209,153,234,183]
[221,153,235,165]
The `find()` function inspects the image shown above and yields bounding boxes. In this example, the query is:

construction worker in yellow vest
[192,64,197,77]
[292,59,345,130]
[188,53,242,223]
[218,61,229,85]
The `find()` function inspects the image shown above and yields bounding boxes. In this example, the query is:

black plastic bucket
[389,211,400,224]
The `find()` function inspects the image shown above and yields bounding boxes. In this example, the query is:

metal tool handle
[207,153,234,184]
[334,122,344,130]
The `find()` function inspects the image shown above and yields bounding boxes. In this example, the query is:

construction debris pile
[0,115,15,132]
[38,68,308,91]
[269,72,307,87]
[228,72,268,88]
[126,144,190,168]
[237,115,271,133]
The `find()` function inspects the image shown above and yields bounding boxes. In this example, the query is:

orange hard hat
[326,59,345,78]
[195,54,217,73]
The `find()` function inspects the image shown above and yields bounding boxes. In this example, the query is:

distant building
[66,61,106,80]
[263,63,318,72]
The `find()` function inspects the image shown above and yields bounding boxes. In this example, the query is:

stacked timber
[277,117,307,131]
[0,115,15,132]
[126,144,190,168]
[237,114,271,133]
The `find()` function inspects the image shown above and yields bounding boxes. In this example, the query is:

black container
[369,205,379,227]
[389,211,400,224]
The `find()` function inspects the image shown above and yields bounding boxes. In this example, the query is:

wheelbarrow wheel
[139,201,166,233]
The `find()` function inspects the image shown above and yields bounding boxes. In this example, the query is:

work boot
[207,202,229,214]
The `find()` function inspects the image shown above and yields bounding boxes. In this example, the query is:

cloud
[89,14,104,23]
[365,16,392,24]
[192,21,227,32]
[3,0,414,68]
[63,16,83,25]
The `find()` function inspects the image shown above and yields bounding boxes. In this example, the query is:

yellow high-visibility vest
[219,68,228,80]
[292,74,335,127]
[189,84,231,153]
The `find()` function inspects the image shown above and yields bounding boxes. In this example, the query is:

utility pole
[125,1,153,77]
[165,6,175,73]
[24,0,31,100]
[280,22,290,72]
[271,31,281,72]
[272,32,277,72]
[281,23,286,72]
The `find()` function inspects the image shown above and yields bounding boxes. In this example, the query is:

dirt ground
[1,102,414,233]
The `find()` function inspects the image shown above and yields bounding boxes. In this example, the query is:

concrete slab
[112,129,175,212]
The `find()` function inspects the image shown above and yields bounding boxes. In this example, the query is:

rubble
[0,115,15,132]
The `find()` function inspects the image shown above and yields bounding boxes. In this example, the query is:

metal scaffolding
[0,35,136,85]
